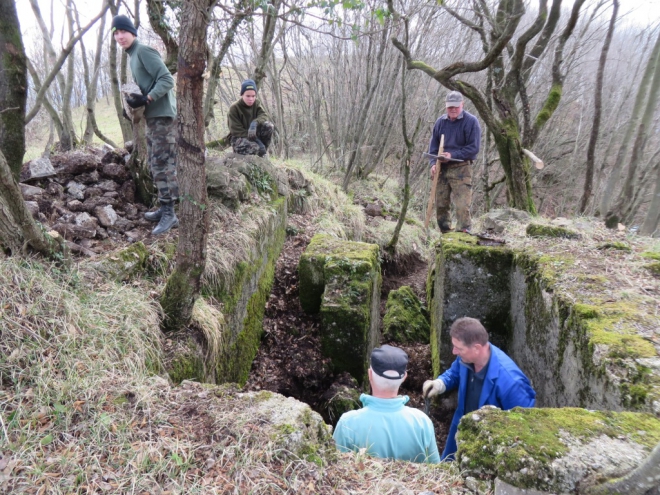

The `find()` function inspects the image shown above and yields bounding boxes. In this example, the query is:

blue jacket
[438,344,536,460]
[428,110,481,164]
[333,394,441,463]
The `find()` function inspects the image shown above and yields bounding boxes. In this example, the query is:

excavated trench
[243,216,453,448]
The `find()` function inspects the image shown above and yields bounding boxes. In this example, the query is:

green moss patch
[383,286,430,344]
[526,223,580,239]
[597,241,631,252]
[644,262,660,277]
[457,407,660,491]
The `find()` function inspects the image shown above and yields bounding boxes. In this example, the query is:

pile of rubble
[20,146,155,256]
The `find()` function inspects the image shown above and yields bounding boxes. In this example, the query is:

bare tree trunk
[26,59,64,141]
[640,160,660,237]
[78,6,108,145]
[606,37,660,227]
[59,0,78,151]
[160,0,214,333]
[387,52,422,254]
[108,0,132,143]
[203,0,250,128]
[24,1,109,125]
[0,0,27,180]
[252,0,282,87]
[146,0,178,73]
[579,0,618,213]
[127,108,152,204]
[0,150,67,259]
[600,30,660,216]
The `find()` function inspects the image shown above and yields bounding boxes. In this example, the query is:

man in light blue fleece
[333,345,440,463]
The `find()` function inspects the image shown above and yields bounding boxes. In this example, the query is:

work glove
[126,93,150,109]
[422,379,446,398]
[248,120,258,140]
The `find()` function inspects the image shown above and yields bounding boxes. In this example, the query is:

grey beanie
[111,15,137,37]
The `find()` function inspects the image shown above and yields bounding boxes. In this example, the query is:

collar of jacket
[440,110,465,120]
[359,393,410,410]
[125,39,140,56]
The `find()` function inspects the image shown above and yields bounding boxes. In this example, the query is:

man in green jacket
[112,14,179,235]
[227,79,273,157]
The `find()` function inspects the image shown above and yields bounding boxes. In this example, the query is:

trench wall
[430,233,659,414]
[167,197,287,386]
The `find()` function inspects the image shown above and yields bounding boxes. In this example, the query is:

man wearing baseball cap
[428,90,481,233]
[333,345,440,463]
[111,14,179,235]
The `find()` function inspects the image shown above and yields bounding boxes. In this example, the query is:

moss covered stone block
[429,233,660,418]
[383,286,430,344]
[457,406,660,493]
[428,233,514,378]
[526,223,581,239]
[299,234,381,383]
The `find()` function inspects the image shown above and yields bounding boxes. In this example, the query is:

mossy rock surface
[457,406,660,493]
[299,233,381,314]
[645,261,660,277]
[383,286,430,344]
[88,241,149,281]
[299,234,381,383]
[526,223,581,239]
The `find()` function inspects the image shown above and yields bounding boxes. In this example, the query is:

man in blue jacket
[333,345,440,463]
[423,317,535,460]
[428,91,481,233]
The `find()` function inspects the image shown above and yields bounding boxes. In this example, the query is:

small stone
[95,205,118,227]
[20,157,56,181]
[66,181,86,200]
[20,184,45,200]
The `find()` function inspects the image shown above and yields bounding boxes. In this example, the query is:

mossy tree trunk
[388,0,587,214]
[146,0,179,74]
[160,0,214,333]
[0,150,67,259]
[0,0,27,181]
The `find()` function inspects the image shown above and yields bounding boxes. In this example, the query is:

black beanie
[240,79,257,96]
[111,15,137,37]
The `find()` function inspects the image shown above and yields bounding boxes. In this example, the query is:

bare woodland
[0,0,656,240]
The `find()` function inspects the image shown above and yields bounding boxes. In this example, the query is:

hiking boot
[144,206,163,222]
[256,138,267,157]
[152,202,179,235]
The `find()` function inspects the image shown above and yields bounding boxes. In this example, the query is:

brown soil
[244,213,452,450]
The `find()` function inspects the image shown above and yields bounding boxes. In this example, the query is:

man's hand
[423,379,446,398]
[248,120,258,140]
[126,93,150,109]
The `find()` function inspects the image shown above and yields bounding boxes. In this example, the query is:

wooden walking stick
[424,134,444,229]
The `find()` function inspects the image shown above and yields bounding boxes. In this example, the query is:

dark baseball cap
[371,345,408,380]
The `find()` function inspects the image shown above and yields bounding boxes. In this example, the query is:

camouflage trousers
[231,121,274,156]
[146,116,179,203]
[435,162,472,232]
